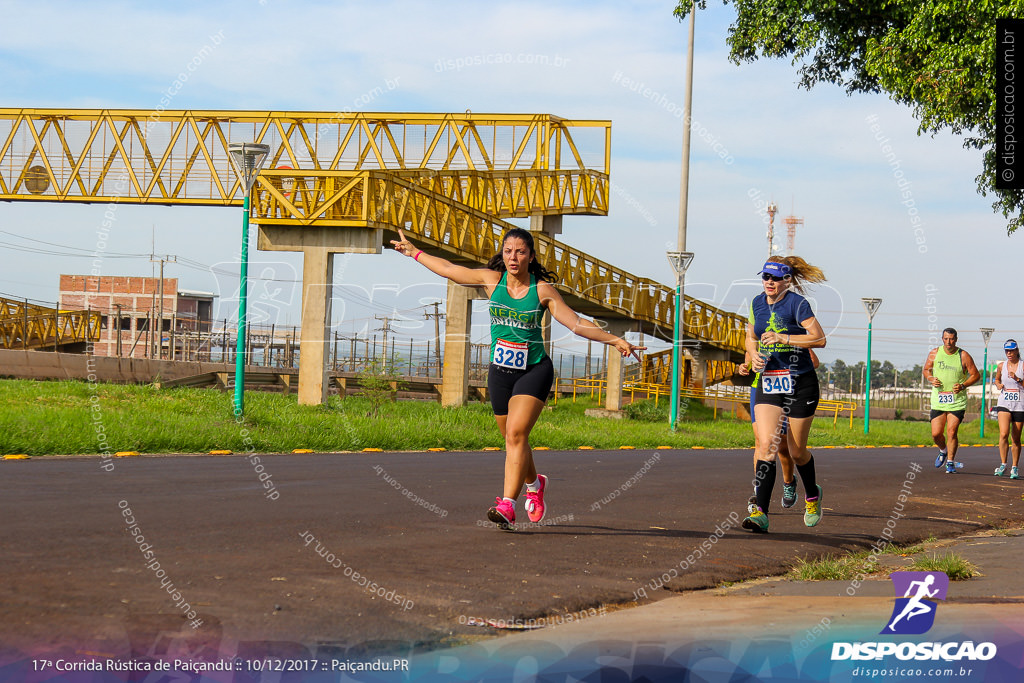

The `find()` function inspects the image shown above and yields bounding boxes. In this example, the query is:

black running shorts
[994,407,1024,422]
[488,356,554,416]
[930,409,966,422]
[753,371,820,419]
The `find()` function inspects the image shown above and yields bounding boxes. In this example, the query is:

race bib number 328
[493,339,528,370]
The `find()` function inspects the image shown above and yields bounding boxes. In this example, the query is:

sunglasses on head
[761,273,787,282]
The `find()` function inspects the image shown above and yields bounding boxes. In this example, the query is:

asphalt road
[2,446,1022,665]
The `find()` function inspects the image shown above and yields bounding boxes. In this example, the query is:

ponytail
[768,254,825,293]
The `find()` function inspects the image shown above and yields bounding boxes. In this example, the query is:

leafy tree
[875,359,896,388]
[821,359,926,391]
[674,1,1024,234]
[899,363,925,387]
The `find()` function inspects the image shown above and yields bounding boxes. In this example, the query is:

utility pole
[114,303,123,357]
[150,254,177,360]
[374,315,394,369]
[424,302,445,374]
[668,4,697,431]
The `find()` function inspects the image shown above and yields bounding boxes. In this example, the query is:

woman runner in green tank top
[488,270,547,368]
[391,227,646,530]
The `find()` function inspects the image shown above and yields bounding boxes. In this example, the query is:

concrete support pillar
[600,319,632,411]
[688,350,706,391]
[688,345,731,391]
[441,281,474,407]
[259,225,380,406]
[530,214,562,237]
[297,249,335,406]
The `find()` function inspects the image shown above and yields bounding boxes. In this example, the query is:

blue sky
[0,0,1016,370]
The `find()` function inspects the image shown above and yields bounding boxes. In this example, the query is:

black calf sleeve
[797,456,819,498]
[754,460,777,513]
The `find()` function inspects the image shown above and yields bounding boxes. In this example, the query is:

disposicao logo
[831,571,997,662]
[882,571,948,635]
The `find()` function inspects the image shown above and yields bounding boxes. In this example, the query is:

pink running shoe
[524,474,547,523]
[487,497,515,530]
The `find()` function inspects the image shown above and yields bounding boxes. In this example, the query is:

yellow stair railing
[553,375,857,428]
[0,297,102,349]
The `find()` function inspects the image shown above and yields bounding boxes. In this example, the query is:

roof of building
[177,289,216,299]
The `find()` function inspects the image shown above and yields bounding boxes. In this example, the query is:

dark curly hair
[485,227,558,282]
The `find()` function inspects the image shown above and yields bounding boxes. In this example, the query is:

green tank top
[488,272,547,369]
[930,347,967,411]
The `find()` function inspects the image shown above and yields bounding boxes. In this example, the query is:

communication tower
[784,214,803,255]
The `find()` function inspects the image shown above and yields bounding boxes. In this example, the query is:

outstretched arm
[390,229,499,289]
[538,282,646,359]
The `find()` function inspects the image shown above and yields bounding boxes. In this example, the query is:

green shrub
[356,360,405,418]
[623,398,669,422]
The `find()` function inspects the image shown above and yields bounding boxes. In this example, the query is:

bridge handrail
[0,297,102,349]
[553,376,858,427]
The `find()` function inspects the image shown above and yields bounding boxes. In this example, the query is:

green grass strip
[0,379,1003,456]
[791,542,978,582]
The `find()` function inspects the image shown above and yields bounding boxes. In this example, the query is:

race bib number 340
[493,339,528,370]
[762,370,793,395]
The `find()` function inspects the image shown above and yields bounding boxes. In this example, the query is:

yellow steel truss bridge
[0,108,744,402]
[0,297,101,351]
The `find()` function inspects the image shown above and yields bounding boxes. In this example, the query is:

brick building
[58,275,215,358]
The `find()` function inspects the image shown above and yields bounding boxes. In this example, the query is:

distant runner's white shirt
[997,361,1024,412]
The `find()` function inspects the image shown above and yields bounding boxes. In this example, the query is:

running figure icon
[887,575,939,632]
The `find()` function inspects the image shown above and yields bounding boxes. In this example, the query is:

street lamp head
[228,142,270,193]
[980,327,995,345]
[667,251,695,276]
[861,297,882,320]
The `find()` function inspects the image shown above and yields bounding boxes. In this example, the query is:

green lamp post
[668,251,694,431]
[861,297,882,434]
[980,327,994,438]
[227,142,270,417]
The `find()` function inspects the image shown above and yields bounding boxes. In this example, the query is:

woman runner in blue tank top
[391,227,645,530]
[743,256,828,534]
